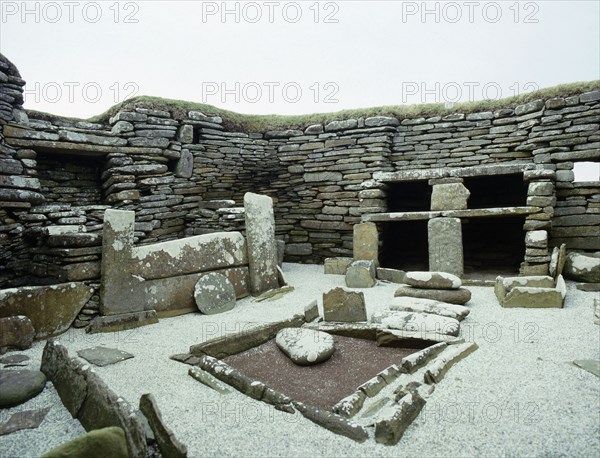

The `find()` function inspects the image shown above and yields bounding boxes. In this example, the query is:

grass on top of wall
[27,80,599,133]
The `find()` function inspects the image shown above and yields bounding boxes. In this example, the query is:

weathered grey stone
[100,209,137,315]
[0,407,50,436]
[430,183,470,211]
[372,310,460,336]
[323,288,367,322]
[564,252,600,282]
[189,315,304,358]
[275,328,334,365]
[292,401,368,442]
[43,426,129,458]
[244,192,279,294]
[324,257,353,275]
[178,124,194,143]
[501,285,564,308]
[194,273,237,315]
[86,310,159,334]
[404,271,461,290]
[353,222,379,263]
[428,217,463,277]
[0,369,46,407]
[394,286,471,305]
[572,360,600,377]
[495,275,555,302]
[333,390,367,418]
[188,366,231,394]
[423,342,478,384]
[77,347,134,367]
[376,268,406,284]
[0,315,35,351]
[139,393,188,458]
[304,300,319,322]
[175,149,193,178]
[528,181,554,196]
[0,354,30,365]
[374,392,426,445]
[345,260,377,288]
[325,119,358,131]
[390,297,470,321]
[525,230,548,248]
[0,283,93,339]
[399,342,448,374]
[365,116,400,127]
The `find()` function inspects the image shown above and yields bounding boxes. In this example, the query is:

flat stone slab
[194,272,237,315]
[371,311,460,337]
[428,217,463,277]
[275,328,335,366]
[43,426,129,458]
[394,286,471,305]
[0,407,50,436]
[0,369,46,407]
[0,354,30,366]
[390,297,470,321]
[323,287,367,322]
[0,283,93,339]
[573,360,600,378]
[77,346,134,367]
[404,271,461,290]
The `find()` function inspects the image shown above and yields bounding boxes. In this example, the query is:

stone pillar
[244,192,279,294]
[353,222,379,264]
[428,217,463,277]
[100,209,137,315]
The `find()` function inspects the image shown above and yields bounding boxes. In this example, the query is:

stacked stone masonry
[1,54,599,293]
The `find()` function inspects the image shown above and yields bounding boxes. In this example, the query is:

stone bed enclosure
[1,51,599,331]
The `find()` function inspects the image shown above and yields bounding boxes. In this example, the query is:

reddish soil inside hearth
[224,335,424,410]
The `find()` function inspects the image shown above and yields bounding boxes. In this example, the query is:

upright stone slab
[353,223,379,263]
[430,182,470,211]
[428,217,463,277]
[244,192,279,294]
[100,209,137,315]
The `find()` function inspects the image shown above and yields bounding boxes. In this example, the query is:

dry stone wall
[1,53,599,289]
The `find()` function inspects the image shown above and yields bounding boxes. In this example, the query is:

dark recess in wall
[386,181,432,212]
[462,216,526,275]
[379,221,429,271]
[463,174,527,209]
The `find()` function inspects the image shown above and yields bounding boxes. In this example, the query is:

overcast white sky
[1,0,599,119]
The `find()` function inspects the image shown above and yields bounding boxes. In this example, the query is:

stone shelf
[362,206,541,223]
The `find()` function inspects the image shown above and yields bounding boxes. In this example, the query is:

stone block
[430,182,470,211]
[0,315,35,351]
[324,257,353,275]
[0,283,93,339]
[353,222,379,263]
[345,260,377,288]
[323,287,367,322]
[428,217,463,277]
[244,192,279,294]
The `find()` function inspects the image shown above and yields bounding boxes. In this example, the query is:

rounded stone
[194,273,236,315]
[275,328,335,366]
[564,252,600,283]
[0,369,46,407]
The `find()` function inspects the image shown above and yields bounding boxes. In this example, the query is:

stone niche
[363,165,553,278]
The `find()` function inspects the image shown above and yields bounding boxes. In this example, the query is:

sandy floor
[1,263,599,457]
